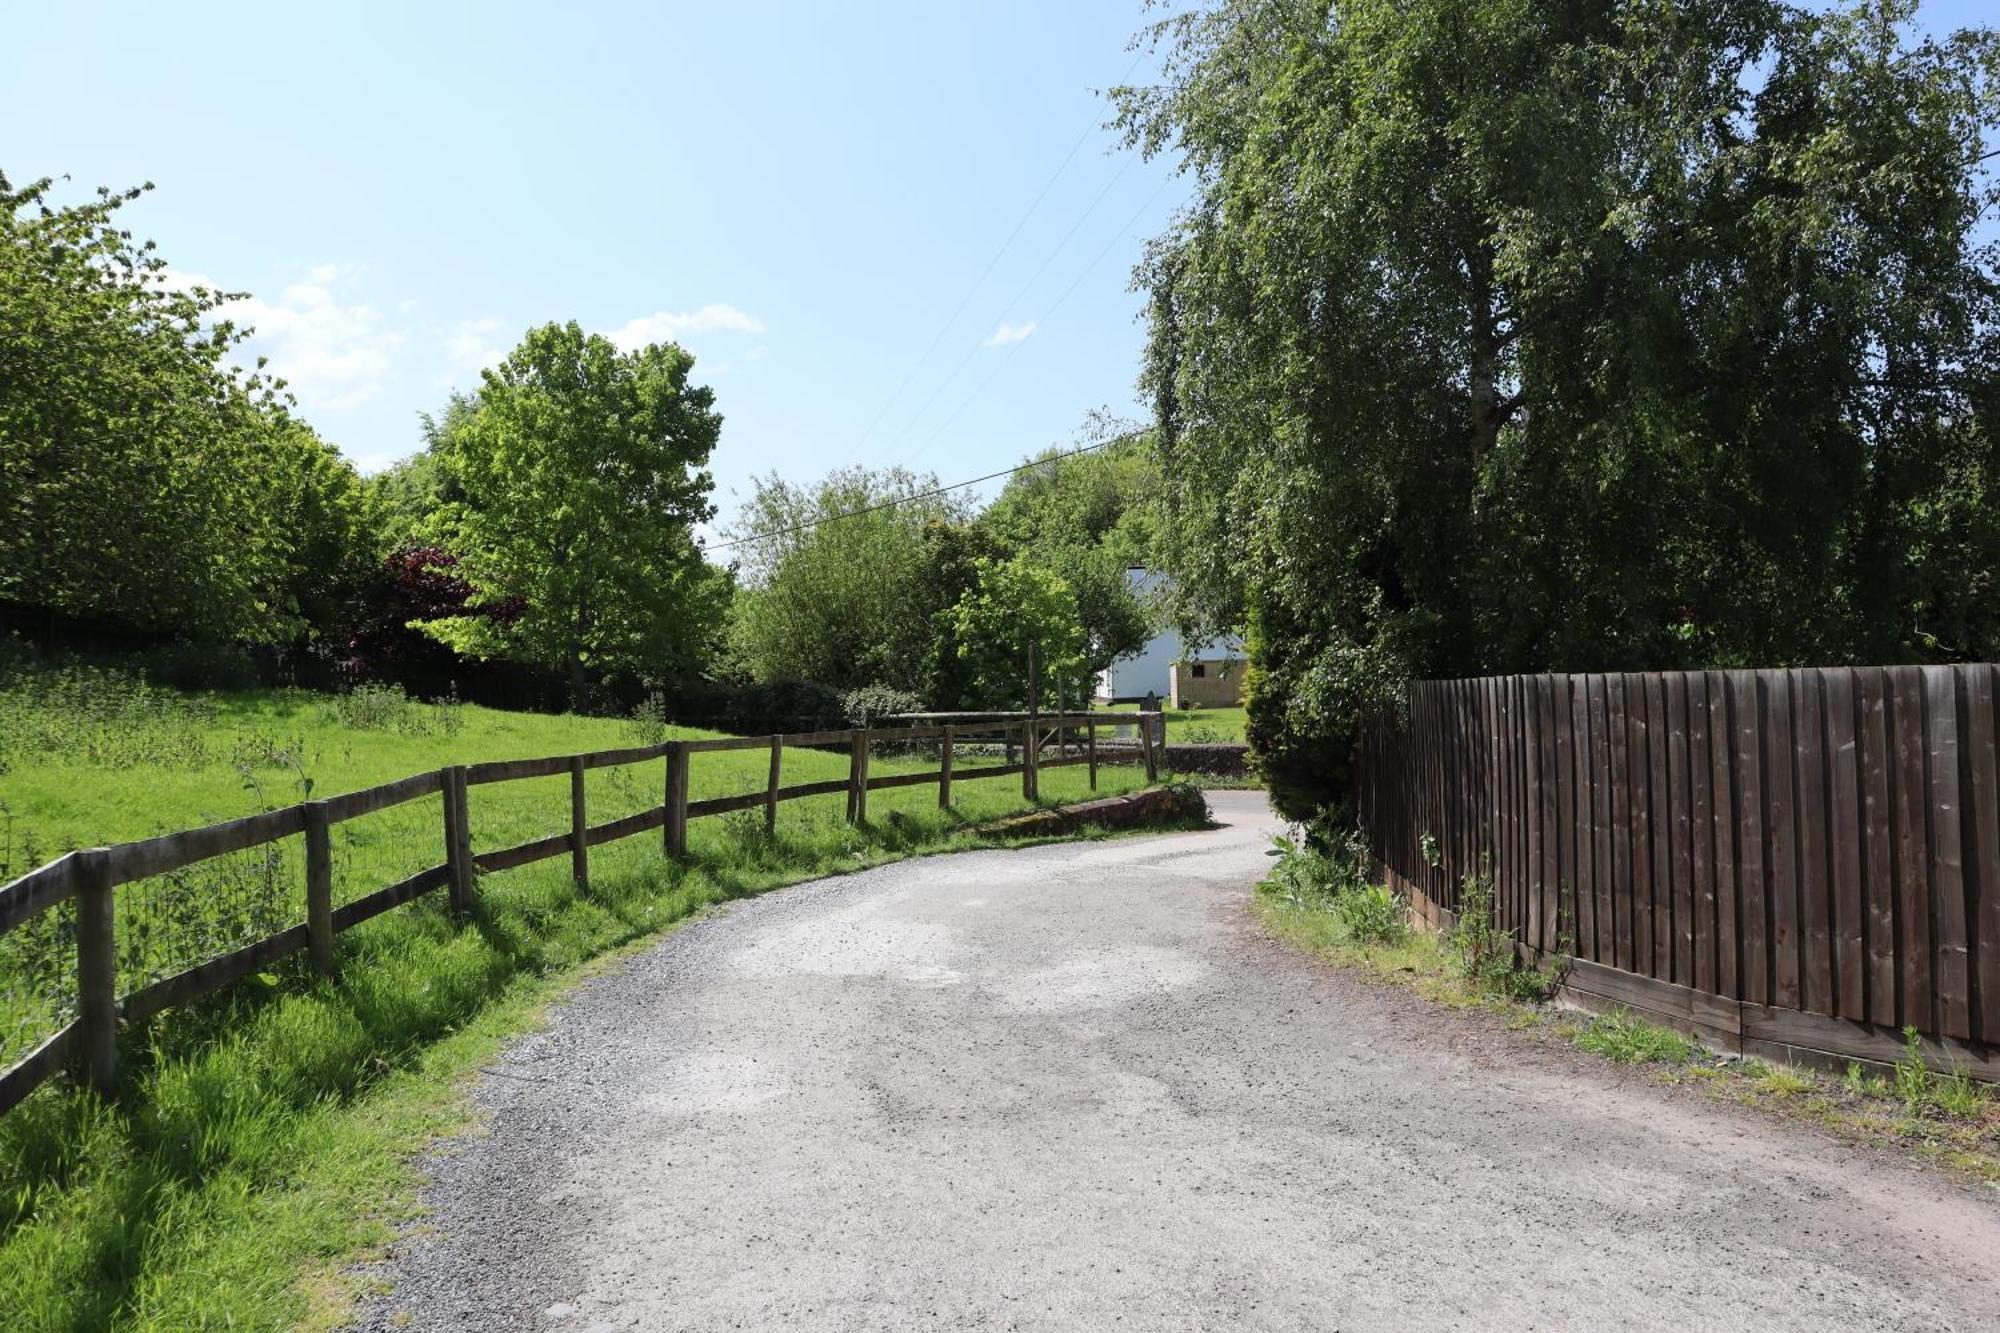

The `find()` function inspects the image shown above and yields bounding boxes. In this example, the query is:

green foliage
[1260,827,1406,946]
[725,466,976,694]
[839,683,926,727]
[1448,867,1562,1002]
[1118,1,2000,821]
[1576,1009,1698,1066]
[1893,1025,1994,1118]
[0,173,373,645]
[420,321,727,711]
[949,554,1089,708]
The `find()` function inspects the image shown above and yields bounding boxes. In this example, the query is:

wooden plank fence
[0,711,1156,1115]
[1356,667,2000,1080]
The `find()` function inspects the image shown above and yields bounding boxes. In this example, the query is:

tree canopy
[419,321,726,710]
[0,172,368,644]
[1118,0,2000,820]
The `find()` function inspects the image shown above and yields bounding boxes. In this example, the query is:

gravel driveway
[354,790,2000,1331]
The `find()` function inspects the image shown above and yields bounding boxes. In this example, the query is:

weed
[1575,1009,1697,1065]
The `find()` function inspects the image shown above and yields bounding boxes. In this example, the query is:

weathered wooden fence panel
[1356,667,1999,1077]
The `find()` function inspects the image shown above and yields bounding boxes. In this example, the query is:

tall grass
[0,665,1158,1330]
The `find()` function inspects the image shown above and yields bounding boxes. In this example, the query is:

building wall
[1096,567,1246,702]
[1170,657,1246,708]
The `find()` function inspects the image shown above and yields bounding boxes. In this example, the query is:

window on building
[1191,663,1206,678]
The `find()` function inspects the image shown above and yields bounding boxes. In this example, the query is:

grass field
[1099,701,1248,743]
[0,666,1159,1331]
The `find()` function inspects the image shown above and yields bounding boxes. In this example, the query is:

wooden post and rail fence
[1356,665,2000,1079]
[0,710,1163,1116]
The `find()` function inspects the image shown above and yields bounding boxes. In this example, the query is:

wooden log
[74,849,117,1098]
[770,778,852,803]
[463,754,572,785]
[581,743,672,769]
[666,742,691,858]
[688,792,771,819]
[766,735,783,834]
[121,923,310,1024]
[331,864,450,931]
[940,725,955,808]
[321,769,445,823]
[949,763,1027,782]
[103,804,307,887]
[444,767,476,915]
[0,1021,79,1117]
[585,804,668,843]
[570,755,589,886]
[0,851,80,937]
[303,801,335,978]
[866,770,948,792]
[476,831,572,875]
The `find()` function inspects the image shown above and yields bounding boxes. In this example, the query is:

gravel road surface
[354,790,2000,1331]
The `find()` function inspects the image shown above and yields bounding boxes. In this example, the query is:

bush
[1334,884,1406,945]
[841,683,926,728]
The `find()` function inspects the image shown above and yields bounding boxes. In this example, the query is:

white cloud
[169,264,404,411]
[984,320,1037,347]
[441,317,508,384]
[603,303,767,353]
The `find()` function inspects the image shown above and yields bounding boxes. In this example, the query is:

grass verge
[1253,838,2000,1190]
[0,666,1190,1330]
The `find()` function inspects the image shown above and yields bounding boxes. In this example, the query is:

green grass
[1256,860,2000,1188]
[1099,701,1247,744]
[1574,1008,1698,1065]
[0,669,1162,1331]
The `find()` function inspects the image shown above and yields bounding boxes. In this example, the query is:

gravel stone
[351,791,2000,1331]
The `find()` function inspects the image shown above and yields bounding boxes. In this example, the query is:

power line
[704,440,1116,555]
[903,172,1177,467]
[846,49,1149,454]
[885,151,1140,459]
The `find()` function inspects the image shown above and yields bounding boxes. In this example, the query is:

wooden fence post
[303,801,336,978]
[1023,718,1039,800]
[1142,713,1159,783]
[666,742,690,858]
[939,725,955,808]
[848,730,870,824]
[74,848,117,1098]
[766,735,783,834]
[443,766,476,914]
[1087,715,1098,791]
[569,755,588,885]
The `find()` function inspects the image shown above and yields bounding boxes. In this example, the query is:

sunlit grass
[0,671,1164,1331]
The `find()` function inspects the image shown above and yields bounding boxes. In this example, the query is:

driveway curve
[357,790,2000,1332]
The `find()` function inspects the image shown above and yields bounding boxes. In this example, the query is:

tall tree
[1119,0,2000,820]
[421,321,724,710]
[725,466,975,693]
[0,172,336,643]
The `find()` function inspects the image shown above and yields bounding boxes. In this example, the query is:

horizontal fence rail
[1356,667,2000,1080]
[0,711,1162,1115]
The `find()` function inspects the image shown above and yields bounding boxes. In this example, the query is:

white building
[1096,567,1246,704]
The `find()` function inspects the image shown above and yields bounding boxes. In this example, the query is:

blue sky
[6,1,1180,533]
[7,1,1991,537]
